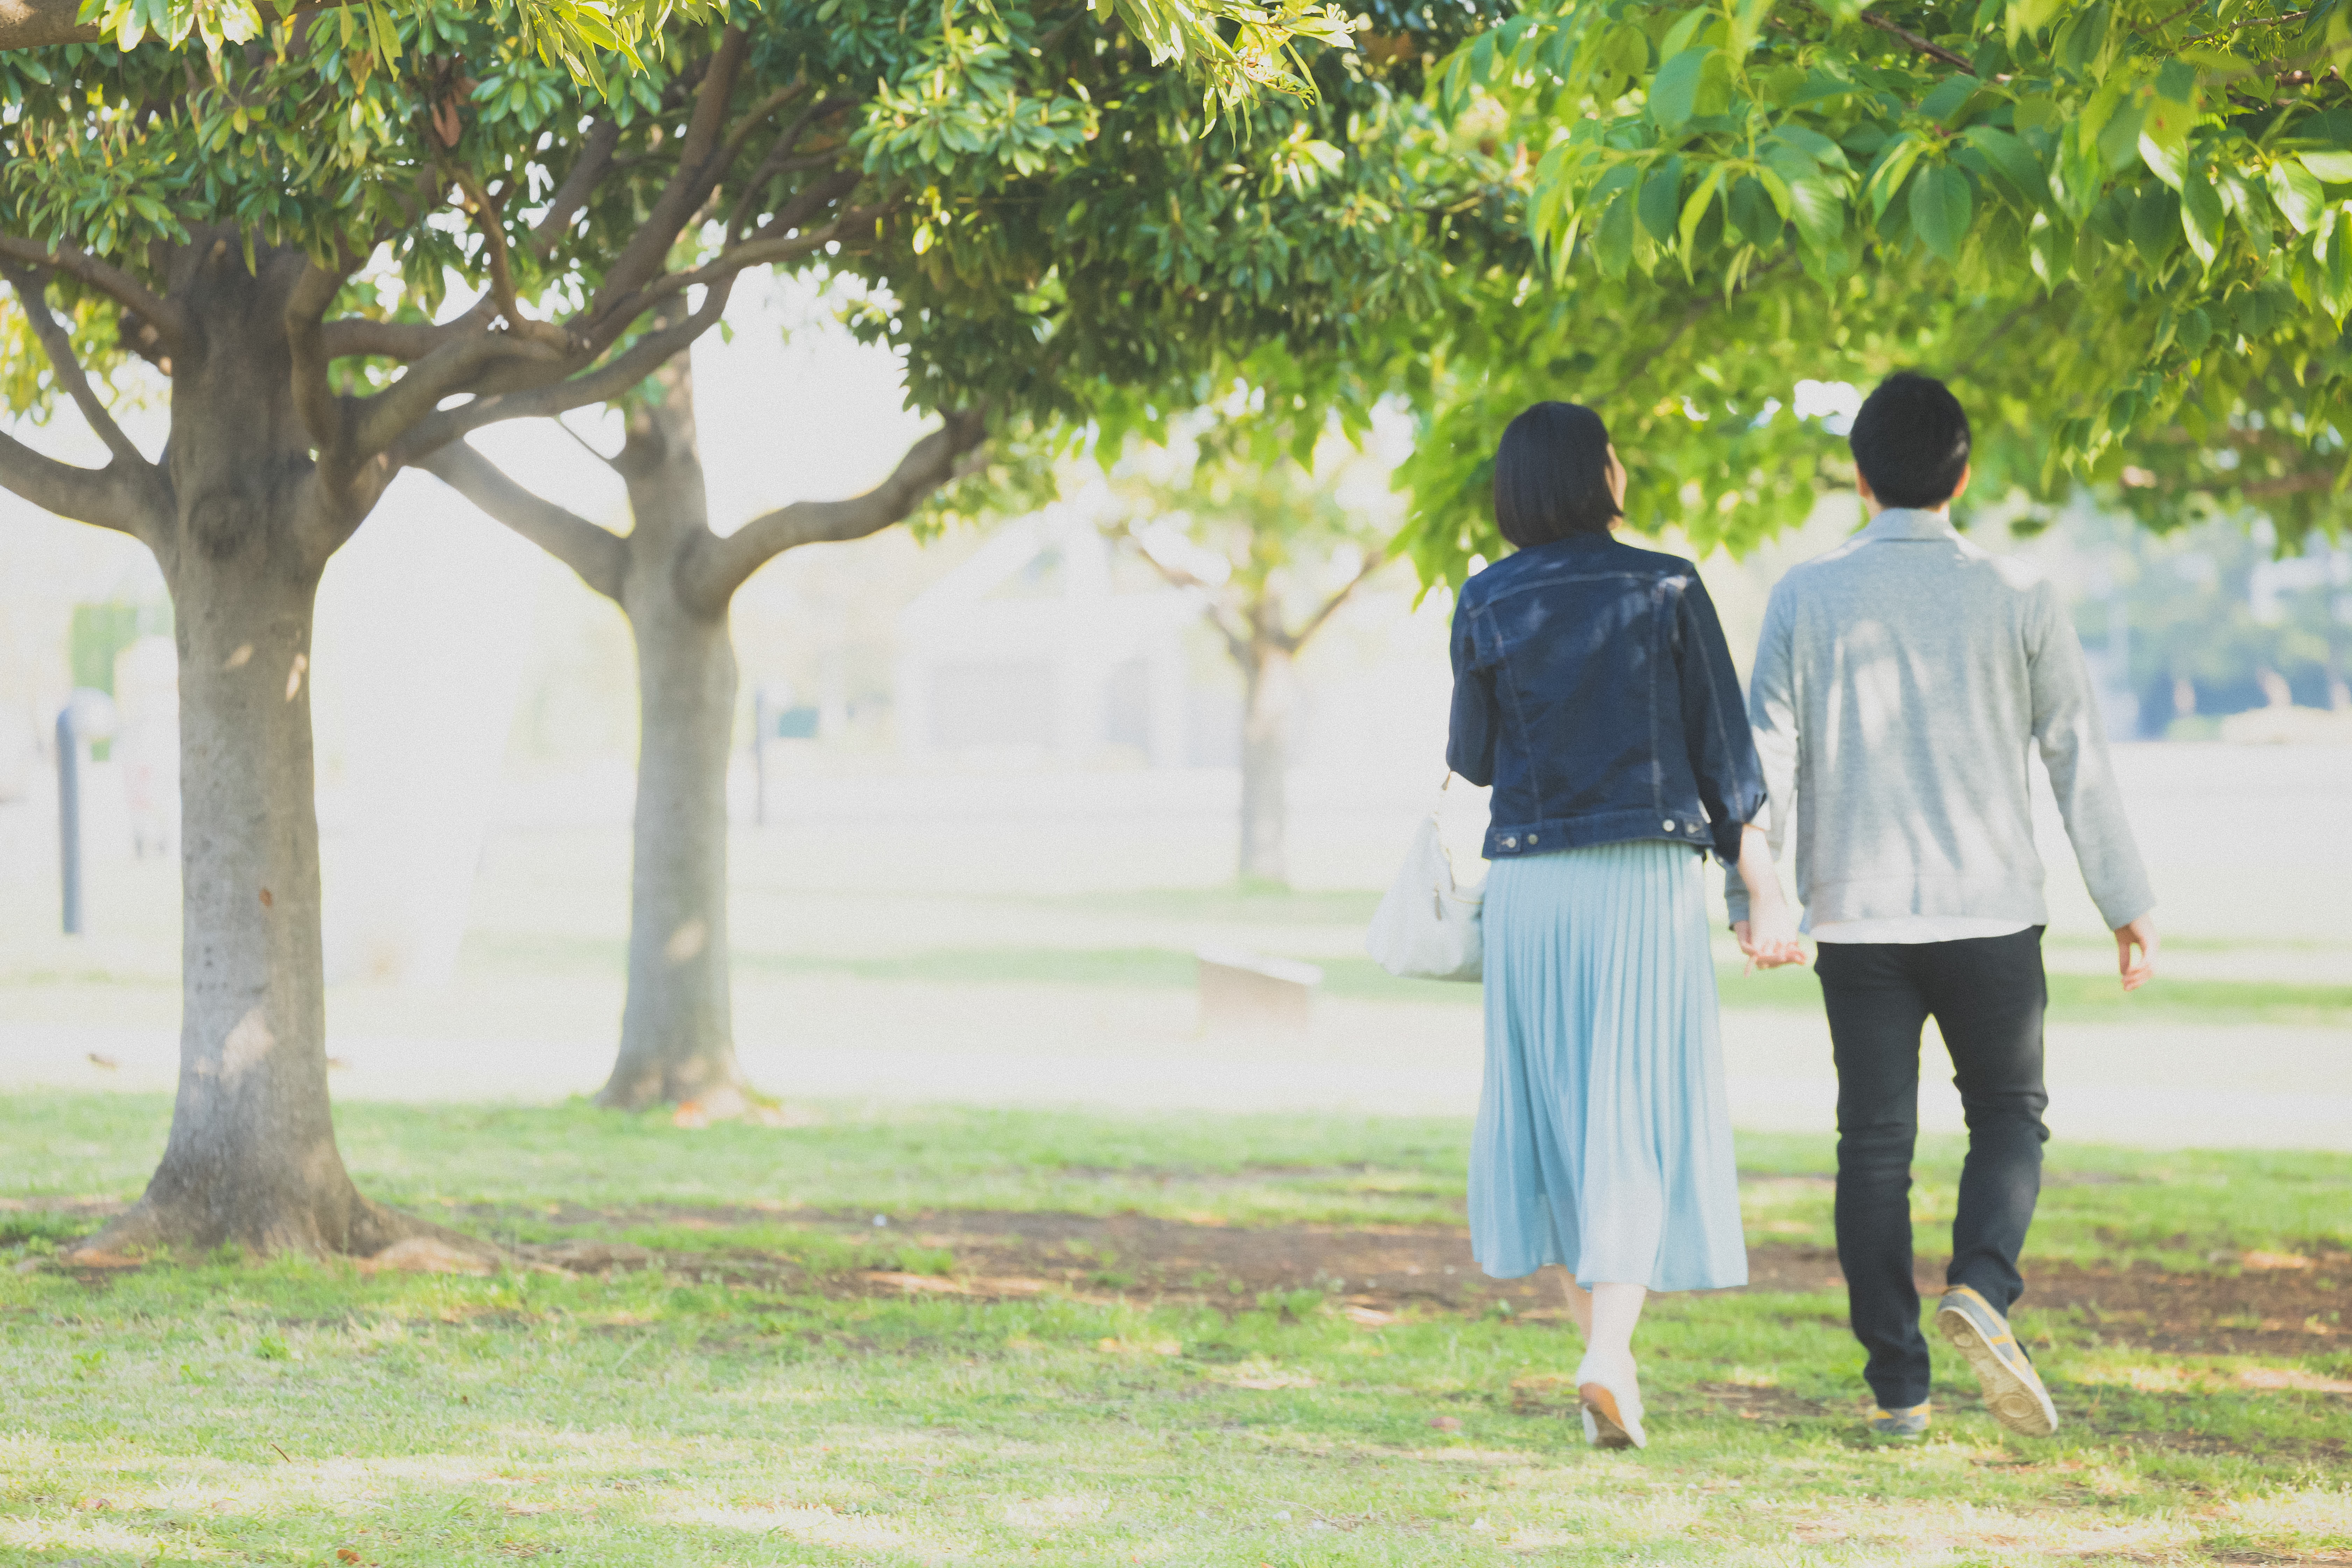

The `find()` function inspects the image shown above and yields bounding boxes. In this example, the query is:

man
[1725,372,2158,1440]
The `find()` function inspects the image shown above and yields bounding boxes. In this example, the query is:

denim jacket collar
[1857,506,1961,542]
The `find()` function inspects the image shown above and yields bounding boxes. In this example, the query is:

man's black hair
[1848,372,1971,510]
[1493,401,1622,548]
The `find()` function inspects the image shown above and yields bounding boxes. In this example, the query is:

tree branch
[1855,8,1975,71]
[389,275,738,463]
[1,262,150,473]
[587,28,751,316]
[348,322,573,460]
[317,301,497,363]
[285,260,354,467]
[604,183,879,328]
[419,440,628,601]
[0,427,150,536]
[0,233,185,352]
[1114,524,1254,661]
[1287,547,1387,651]
[453,170,571,351]
[532,116,622,260]
[726,98,855,241]
[678,406,988,611]
[1623,255,1795,389]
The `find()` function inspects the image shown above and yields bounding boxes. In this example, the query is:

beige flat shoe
[1574,1354,1647,1450]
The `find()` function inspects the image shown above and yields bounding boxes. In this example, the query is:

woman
[1447,401,1803,1450]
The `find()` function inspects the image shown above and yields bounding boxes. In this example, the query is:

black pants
[1816,927,2050,1410]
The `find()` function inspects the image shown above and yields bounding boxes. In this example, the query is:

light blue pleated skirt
[1469,839,1748,1292]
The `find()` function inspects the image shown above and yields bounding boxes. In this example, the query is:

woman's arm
[1732,822,1805,971]
[1446,602,1498,786]
[1672,578,1767,867]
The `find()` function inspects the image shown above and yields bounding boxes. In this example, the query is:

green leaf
[2096,98,2148,175]
[2269,160,2325,233]
[1727,174,1779,247]
[2128,184,2182,265]
[2028,211,2075,287]
[2180,168,2224,268]
[1658,7,1711,59]
[1961,125,2046,204]
[1678,164,1726,255]
[1788,174,1846,255]
[2007,0,2062,44]
[1594,190,1635,278]
[1863,132,1925,217]
[1638,156,1685,241]
[1908,163,1974,261]
[1918,74,1981,124]
[2298,150,2352,185]
[1770,125,1851,173]
[2139,94,2191,191]
[1648,48,1710,130]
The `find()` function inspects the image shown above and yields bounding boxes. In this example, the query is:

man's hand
[2115,915,2158,992]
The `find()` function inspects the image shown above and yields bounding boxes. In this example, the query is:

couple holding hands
[1446,374,2158,1449]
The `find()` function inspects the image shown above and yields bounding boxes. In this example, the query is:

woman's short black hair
[1493,401,1622,548]
[1848,371,1971,509]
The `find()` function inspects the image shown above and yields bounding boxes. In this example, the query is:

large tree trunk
[1237,638,1296,887]
[594,363,756,1115]
[65,239,474,1263]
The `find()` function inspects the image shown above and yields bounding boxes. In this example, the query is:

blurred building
[893,504,1198,768]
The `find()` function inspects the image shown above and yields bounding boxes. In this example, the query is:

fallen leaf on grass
[1098,1335,1182,1356]
[59,1249,144,1270]
[867,1271,968,1294]
[1222,1370,1315,1389]
[2242,1250,2316,1270]
[529,1240,653,1272]
[2238,1366,2352,1394]
[358,1238,495,1277]
[862,1270,1050,1298]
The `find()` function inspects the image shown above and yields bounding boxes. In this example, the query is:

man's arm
[1727,583,1799,928]
[2026,579,2159,985]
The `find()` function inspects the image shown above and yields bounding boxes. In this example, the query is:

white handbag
[1366,780,1485,982]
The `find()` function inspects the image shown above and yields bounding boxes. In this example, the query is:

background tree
[434,0,1510,1112]
[0,8,1199,1262]
[427,342,990,1118]
[1100,382,1395,885]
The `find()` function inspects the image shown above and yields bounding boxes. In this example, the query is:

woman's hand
[1735,909,1806,972]
[1733,823,1807,972]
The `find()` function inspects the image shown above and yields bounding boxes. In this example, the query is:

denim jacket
[1447,534,1767,866]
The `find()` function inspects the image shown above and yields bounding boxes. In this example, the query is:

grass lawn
[4,1093,2349,1566]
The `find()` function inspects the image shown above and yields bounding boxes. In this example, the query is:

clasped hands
[1732,912,1807,973]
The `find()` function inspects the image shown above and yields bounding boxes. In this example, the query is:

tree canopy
[1392,0,2352,586]
[0,0,1360,118]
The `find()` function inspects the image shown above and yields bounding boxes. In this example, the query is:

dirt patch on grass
[486,1204,2350,1358]
[18,1196,2345,1358]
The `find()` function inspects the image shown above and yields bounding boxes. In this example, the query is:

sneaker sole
[1937,1308,2058,1437]
[1578,1382,1643,1450]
